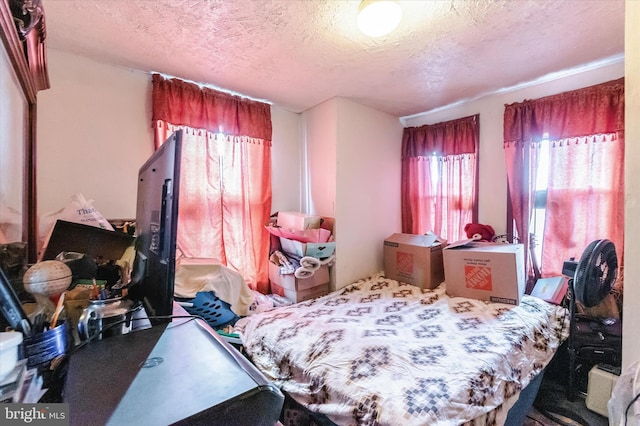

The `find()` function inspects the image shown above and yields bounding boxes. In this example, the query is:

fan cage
[574,239,618,308]
[562,238,619,402]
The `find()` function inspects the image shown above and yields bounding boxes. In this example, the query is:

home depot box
[277,211,322,230]
[443,241,525,305]
[269,261,330,302]
[383,233,445,289]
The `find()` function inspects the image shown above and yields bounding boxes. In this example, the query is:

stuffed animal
[492,234,510,244]
[464,223,496,242]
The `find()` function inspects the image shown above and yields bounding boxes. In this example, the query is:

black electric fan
[562,239,618,400]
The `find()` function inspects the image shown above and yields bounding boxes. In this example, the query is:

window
[504,78,624,291]
[152,75,273,293]
[529,134,550,267]
[401,115,479,242]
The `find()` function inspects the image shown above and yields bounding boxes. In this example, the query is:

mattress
[235,273,569,425]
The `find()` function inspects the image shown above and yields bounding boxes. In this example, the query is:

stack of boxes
[267,212,335,303]
[268,263,330,303]
[383,233,525,306]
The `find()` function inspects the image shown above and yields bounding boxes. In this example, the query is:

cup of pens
[22,320,70,370]
[22,290,70,370]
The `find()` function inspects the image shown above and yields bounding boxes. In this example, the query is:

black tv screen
[128,130,182,323]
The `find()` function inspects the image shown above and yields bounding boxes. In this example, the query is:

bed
[234,272,569,426]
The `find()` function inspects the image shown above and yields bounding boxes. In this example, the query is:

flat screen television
[128,130,182,323]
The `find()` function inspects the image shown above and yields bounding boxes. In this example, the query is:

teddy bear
[464,223,496,242]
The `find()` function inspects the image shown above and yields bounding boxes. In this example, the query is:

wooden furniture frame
[0,0,49,262]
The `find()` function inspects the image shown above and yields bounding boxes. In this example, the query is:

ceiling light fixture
[357,0,402,38]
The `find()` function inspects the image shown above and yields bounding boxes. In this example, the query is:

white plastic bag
[608,361,640,426]
[38,193,114,260]
[0,201,22,243]
[247,290,275,315]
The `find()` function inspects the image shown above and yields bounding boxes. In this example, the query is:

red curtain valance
[504,78,624,143]
[402,114,479,157]
[152,74,272,141]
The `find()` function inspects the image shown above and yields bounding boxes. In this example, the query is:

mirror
[0,43,26,244]
[0,0,49,262]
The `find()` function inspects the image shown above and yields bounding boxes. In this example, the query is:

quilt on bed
[235,273,569,426]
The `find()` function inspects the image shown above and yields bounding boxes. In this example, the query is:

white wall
[37,49,302,224]
[302,99,338,218]
[38,49,153,221]
[623,0,639,371]
[270,106,304,213]
[335,98,402,286]
[303,97,403,289]
[403,60,624,235]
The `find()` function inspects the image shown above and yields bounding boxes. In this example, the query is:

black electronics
[65,315,284,425]
[572,317,622,365]
[127,130,183,323]
[562,239,620,401]
[0,266,30,333]
[42,220,134,262]
[562,239,618,309]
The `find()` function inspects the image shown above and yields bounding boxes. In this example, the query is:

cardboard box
[277,211,321,230]
[383,233,445,289]
[269,262,330,302]
[443,241,525,305]
[270,282,329,303]
[279,237,336,259]
[269,261,330,291]
[265,225,332,243]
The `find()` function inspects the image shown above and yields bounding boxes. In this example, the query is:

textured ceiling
[42,0,625,118]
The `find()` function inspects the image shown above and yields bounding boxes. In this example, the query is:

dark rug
[531,352,609,426]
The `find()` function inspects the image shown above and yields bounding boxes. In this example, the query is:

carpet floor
[523,370,609,426]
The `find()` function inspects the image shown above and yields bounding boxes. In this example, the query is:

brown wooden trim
[1,0,49,262]
[26,102,37,261]
[0,0,36,101]
[26,22,50,91]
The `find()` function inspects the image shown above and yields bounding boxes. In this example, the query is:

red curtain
[542,134,624,275]
[401,115,479,241]
[152,75,273,294]
[503,78,624,287]
[152,74,271,143]
[503,140,539,285]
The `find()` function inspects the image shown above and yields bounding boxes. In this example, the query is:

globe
[23,260,72,317]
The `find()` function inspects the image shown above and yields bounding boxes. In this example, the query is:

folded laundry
[294,267,316,279]
[270,250,300,275]
[294,255,335,279]
[300,256,321,271]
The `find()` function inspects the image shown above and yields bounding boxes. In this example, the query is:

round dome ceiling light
[357,0,403,38]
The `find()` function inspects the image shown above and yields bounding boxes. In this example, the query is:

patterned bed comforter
[235,273,569,426]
